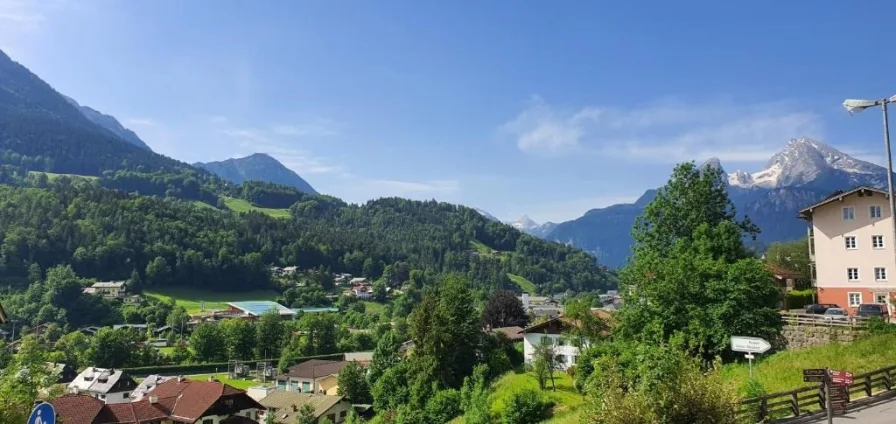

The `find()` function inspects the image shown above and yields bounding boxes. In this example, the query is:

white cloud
[501,97,824,163]
[364,179,460,195]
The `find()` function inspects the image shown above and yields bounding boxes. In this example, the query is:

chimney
[208,375,215,382]
[522,293,530,310]
[177,375,184,383]
[292,404,298,412]
[149,395,158,404]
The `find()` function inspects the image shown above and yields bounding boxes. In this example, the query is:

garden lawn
[144,286,280,314]
[185,373,259,390]
[721,333,896,395]
[489,370,586,424]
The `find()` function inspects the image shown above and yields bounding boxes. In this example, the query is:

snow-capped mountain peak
[510,215,539,231]
[727,137,885,189]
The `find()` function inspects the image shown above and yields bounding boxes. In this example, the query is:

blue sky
[3,1,896,223]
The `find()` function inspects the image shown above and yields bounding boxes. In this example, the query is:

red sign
[830,370,854,385]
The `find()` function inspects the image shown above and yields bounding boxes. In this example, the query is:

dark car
[805,304,839,314]
[856,304,889,321]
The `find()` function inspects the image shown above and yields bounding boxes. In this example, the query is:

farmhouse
[520,310,612,370]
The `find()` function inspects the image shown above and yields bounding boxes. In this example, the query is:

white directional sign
[730,336,771,354]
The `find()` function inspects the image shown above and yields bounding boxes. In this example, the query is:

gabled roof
[278,359,349,380]
[765,264,802,280]
[51,395,105,424]
[490,326,524,341]
[522,310,614,335]
[68,367,137,394]
[92,281,127,288]
[149,378,262,422]
[798,186,888,219]
[259,391,346,422]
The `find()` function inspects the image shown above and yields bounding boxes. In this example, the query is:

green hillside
[222,197,291,219]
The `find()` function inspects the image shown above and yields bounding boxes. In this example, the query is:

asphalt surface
[809,397,896,423]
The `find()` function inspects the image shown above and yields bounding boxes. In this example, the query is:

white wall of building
[522,333,581,370]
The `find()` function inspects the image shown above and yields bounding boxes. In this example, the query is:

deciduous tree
[617,162,781,360]
[482,290,528,329]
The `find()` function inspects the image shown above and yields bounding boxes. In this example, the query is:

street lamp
[843,95,896,267]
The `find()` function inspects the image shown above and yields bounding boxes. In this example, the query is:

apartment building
[799,186,895,315]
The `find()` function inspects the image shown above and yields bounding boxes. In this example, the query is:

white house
[82,281,128,299]
[67,367,138,404]
[520,311,612,370]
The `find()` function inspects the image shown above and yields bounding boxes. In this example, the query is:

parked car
[822,308,849,322]
[805,304,839,314]
[856,304,889,321]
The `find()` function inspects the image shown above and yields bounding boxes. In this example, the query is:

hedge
[786,289,815,310]
[122,352,344,378]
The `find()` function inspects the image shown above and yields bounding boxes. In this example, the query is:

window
[302,381,311,393]
[845,236,857,250]
[122,392,129,399]
[340,411,348,418]
[873,235,885,249]
[327,414,336,422]
[876,268,888,281]
[849,292,862,307]
[203,419,213,424]
[877,293,890,305]
[843,207,855,221]
[871,205,883,219]
[224,399,234,407]
[848,268,860,281]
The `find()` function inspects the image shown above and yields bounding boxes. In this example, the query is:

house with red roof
[51,377,263,424]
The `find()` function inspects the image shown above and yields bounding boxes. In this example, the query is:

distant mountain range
[508,215,558,238]
[63,96,152,151]
[194,153,318,194]
[543,138,889,268]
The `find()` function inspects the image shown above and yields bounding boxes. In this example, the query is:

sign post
[806,368,852,423]
[28,402,55,424]
[730,336,771,378]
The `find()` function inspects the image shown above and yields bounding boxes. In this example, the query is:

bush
[425,389,461,423]
[585,344,740,424]
[502,389,549,424]
[786,289,814,310]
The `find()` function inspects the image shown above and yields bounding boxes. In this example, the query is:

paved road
[809,398,896,423]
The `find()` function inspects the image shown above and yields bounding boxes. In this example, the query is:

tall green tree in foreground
[616,162,781,359]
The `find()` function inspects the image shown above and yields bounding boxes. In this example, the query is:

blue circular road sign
[28,402,56,424]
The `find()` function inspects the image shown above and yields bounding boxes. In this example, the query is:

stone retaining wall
[782,323,864,350]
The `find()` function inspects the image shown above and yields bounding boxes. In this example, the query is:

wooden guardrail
[736,365,896,422]
[779,312,868,329]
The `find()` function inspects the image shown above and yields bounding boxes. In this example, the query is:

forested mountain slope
[0,172,614,295]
